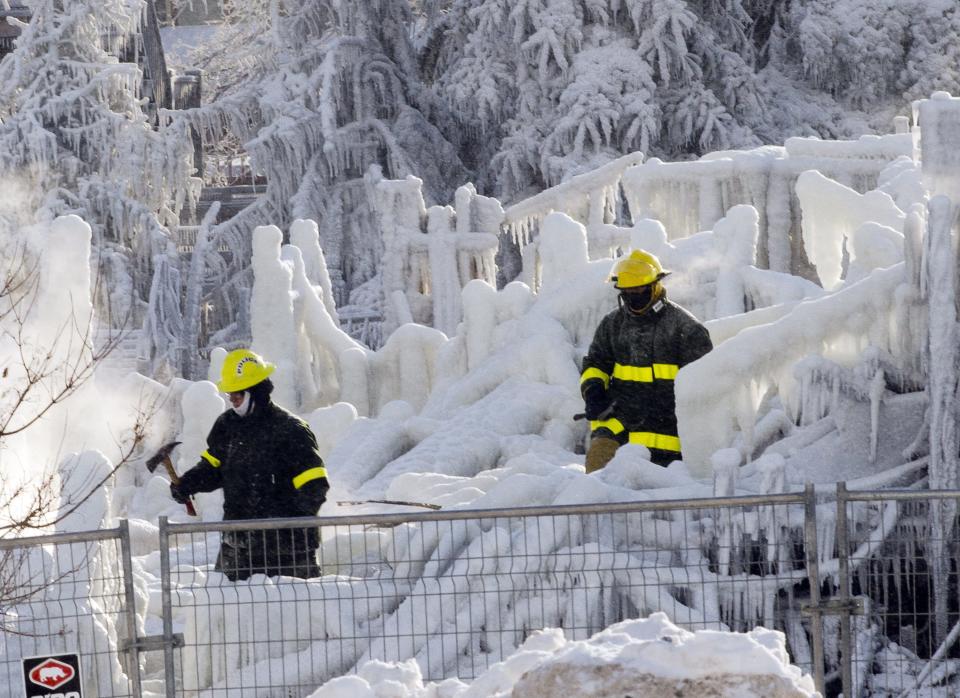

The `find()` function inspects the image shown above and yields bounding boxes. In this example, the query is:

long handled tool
[146,441,197,516]
[337,499,442,510]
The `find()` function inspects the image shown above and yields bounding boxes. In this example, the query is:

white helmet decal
[236,356,259,375]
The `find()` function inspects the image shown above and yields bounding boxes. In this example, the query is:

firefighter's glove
[170,482,191,505]
[583,384,613,421]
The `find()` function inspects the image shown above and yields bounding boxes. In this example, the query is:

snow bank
[305,613,817,697]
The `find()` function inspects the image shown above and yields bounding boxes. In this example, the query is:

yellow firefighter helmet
[218,349,276,393]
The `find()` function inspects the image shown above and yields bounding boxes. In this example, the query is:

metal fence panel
[0,525,139,698]
[33,487,960,697]
[835,487,960,698]
[161,493,818,697]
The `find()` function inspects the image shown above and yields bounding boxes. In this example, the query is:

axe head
[146,441,182,473]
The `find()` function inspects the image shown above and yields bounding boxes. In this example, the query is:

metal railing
[338,307,383,349]
[7,487,960,696]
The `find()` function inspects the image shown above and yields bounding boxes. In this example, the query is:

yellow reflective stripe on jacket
[589,417,625,434]
[612,363,679,382]
[613,364,652,382]
[652,363,679,379]
[580,367,610,389]
[628,431,682,453]
[201,450,221,468]
[292,466,328,490]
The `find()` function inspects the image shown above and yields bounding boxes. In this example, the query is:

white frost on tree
[182,0,468,348]
[0,0,194,371]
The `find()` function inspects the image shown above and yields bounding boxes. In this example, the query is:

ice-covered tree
[0,0,194,367]
[182,0,468,348]
[420,0,958,202]
[790,0,913,108]
[900,2,960,100]
[423,0,774,199]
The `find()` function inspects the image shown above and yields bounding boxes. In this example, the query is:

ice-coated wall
[796,170,904,291]
[250,225,299,409]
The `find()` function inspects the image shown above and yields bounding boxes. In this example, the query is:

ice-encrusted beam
[676,264,908,477]
[502,151,645,245]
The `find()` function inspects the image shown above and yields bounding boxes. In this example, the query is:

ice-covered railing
[501,152,645,245]
[373,176,502,338]
[621,132,913,276]
[345,502,809,680]
[368,131,913,333]
[497,153,644,291]
[166,475,813,691]
[233,201,839,429]
[531,203,822,326]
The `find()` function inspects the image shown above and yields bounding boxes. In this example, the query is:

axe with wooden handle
[146,441,197,516]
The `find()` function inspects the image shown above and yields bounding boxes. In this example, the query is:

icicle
[925,196,959,489]
[868,368,885,462]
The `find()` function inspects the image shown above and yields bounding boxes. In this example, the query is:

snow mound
[306,613,818,698]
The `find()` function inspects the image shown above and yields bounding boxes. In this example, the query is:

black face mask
[621,286,654,314]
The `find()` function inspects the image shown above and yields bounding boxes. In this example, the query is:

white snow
[305,613,816,697]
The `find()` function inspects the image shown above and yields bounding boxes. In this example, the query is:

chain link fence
[159,492,817,697]
[829,486,960,697]
[6,488,960,697]
[0,523,140,698]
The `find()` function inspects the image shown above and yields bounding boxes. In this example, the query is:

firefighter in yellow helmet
[580,250,712,471]
[170,349,330,580]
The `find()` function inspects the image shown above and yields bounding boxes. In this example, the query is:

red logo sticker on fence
[22,653,83,697]
[29,658,73,688]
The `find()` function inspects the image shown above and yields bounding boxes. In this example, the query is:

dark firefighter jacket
[580,296,713,464]
[177,400,329,580]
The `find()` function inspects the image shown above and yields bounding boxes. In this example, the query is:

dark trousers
[215,528,321,581]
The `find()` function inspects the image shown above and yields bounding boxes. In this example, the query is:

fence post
[118,520,144,698]
[836,481,854,697]
[160,516,177,698]
[803,483,826,694]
